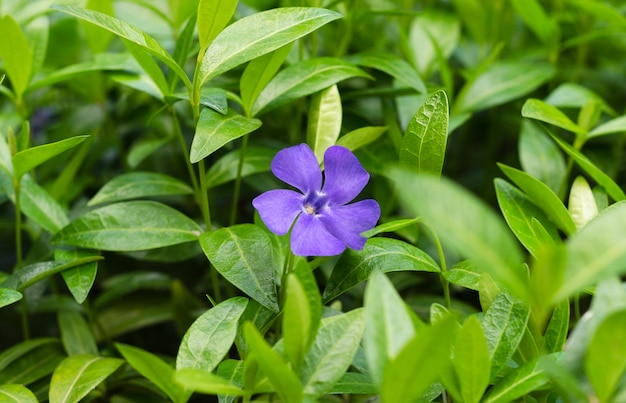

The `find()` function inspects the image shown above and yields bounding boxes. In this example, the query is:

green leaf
[0,288,22,308]
[452,316,490,403]
[200,224,279,312]
[122,39,169,98]
[387,167,528,299]
[347,52,426,93]
[1,257,103,292]
[568,176,598,230]
[176,297,248,372]
[589,115,626,138]
[495,178,560,257]
[83,0,114,54]
[252,57,369,117]
[361,217,420,238]
[197,0,238,49]
[20,175,69,234]
[205,146,275,189]
[328,372,376,394]
[52,4,191,90]
[521,98,586,135]
[53,201,202,252]
[307,85,342,163]
[455,63,554,114]
[585,310,626,402]
[498,163,576,235]
[0,384,38,403]
[336,126,387,152]
[243,322,303,402]
[173,368,247,396]
[444,260,481,291]
[545,82,615,114]
[12,136,89,180]
[380,316,456,402]
[301,309,365,396]
[364,272,419,388]
[481,291,530,380]
[49,355,124,403]
[483,355,555,403]
[116,343,192,403]
[198,7,342,87]
[94,271,171,308]
[190,109,262,163]
[166,87,229,114]
[519,121,566,196]
[399,89,449,176]
[0,338,60,373]
[323,237,439,303]
[0,15,32,98]
[88,172,193,206]
[543,299,570,353]
[58,311,98,356]
[547,130,626,202]
[408,9,460,77]
[510,0,558,45]
[0,342,65,385]
[55,248,98,304]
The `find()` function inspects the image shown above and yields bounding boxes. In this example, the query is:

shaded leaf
[451,316,490,403]
[173,368,247,396]
[483,355,556,403]
[55,248,98,304]
[88,172,193,206]
[0,288,22,308]
[336,126,387,152]
[58,311,98,356]
[518,121,566,196]
[206,146,275,189]
[1,257,103,292]
[347,52,426,93]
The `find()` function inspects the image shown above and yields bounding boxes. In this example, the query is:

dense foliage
[2,0,626,402]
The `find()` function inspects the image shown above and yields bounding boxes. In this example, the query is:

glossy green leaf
[455,63,554,114]
[380,316,456,402]
[52,4,191,90]
[197,0,238,49]
[176,297,248,372]
[167,87,228,114]
[0,288,22,308]
[190,109,262,163]
[252,57,369,116]
[336,126,387,152]
[88,172,193,206]
[548,131,626,202]
[20,175,69,234]
[483,355,555,403]
[347,52,426,93]
[361,217,420,238]
[206,146,274,189]
[12,136,89,180]
[482,291,530,380]
[49,355,123,403]
[543,299,570,353]
[1,257,103,292]
[117,343,192,403]
[498,163,576,235]
[301,309,365,396]
[198,7,342,86]
[58,311,98,356]
[495,178,560,257]
[0,384,37,403]
[0,338,60,373]
[323,237,439,303]
[55,248,98,304]
[94,296,173,340]
[519,121,566,196]
[0,342,65,385]
[585,310,626,402]
[521,98,586,135]
[200,224,278,312]
[568,176,598,230]
[444,260,481,291]
[173,368,247,396]
[0,15,32,98]
[452,316,490,403]
[243,322,303,402]
[364,271,419,388]
[53,201,202,251]
[307,85,342,163]
[122,39,169,98]
[589,115,626,138]
[387,167,528,299]
[399,89,449,176]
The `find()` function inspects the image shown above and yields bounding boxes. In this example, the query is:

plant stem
[198,159,212,230]
[230,134,249,226]
[14,181,22,270]
[171,108,200,196]
[427,224,451,309]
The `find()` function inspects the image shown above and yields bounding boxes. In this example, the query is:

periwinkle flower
[253,143,380,256]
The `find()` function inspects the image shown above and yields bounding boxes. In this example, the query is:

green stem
[14,181,22,270]
[229,135,249,226]
[171,108,200,196]
[210,261,223,304]
[427,224,451,309]
[198,159,212,230]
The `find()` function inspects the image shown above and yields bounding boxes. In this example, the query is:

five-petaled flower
[252,143,380,256]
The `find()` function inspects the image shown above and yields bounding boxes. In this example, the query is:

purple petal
[322,146,370,205]
[271,144,322,194]
[252,189,303,235]
[319,199,381,250]
[290,213,346,256]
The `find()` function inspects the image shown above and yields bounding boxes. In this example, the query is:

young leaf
[0,342,65,385]
[451,316,490,403]
[176,297,248,372]
[190,109,262,163]
[200,224,279,312]
[0,288,22,308]
[16,176,69,234]
[197,0,238,49]
[197,7,342,87]
[87,172,193,206]
[0,338,60,373]
[58,311,99,356]
[568,176,598,230]
[543,299,570,353]
[588,115,626,138]
[336,126,387,151]
[307,85,342,163]
[116,343,192,403]
[519,121,566,196]
[399,89,449,176]
[347,52,426,93]
[483,355,555,403]
[173,368,247,396]
[205,146,274,189]
[122,39,169,98]
[53,201,202,252]
[55,248,98,304]
[444,260,481,291]
[49,355,124,403]
[1,257,103,292]
[510,0,558,45]
[521,98,586,135]
[323,237,439,303]
[12,136,89,180]
[0,384,37,403]
[0,15,33,99]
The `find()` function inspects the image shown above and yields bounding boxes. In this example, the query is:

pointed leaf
[347,52,426,93]
[400,89,449,176]
[336,126,387,151]
[190,109,262,163]
[53,201,202,251]
[55,248,98,304]
[58,311,98,356]
[0,15,32,98]
[483,355,555,403]
[173,368,247,396]
[544,299,570,353]
[18,175,69,234]
[0,288,22,308]
[1,257,103,292]
[307,85,342,162]
[88,172,193,206]
[519,121,566,196]
[521,98,586,135]
[568,176,598,230]
[452,316,490,403]
[205,146,275,189]
[197,0,238,49]
[0,384,37,403]
[200,224,278,312]
[0,342,65,385]
[12,136,89,180]
[49,355,123,403]
[589,115,626,138]
[198,7,342,86]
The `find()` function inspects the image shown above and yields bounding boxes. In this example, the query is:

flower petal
[322,146,370,205]
[252,189,303,235]
[319,199,381,250]
[271,144,322,194]
[291,213,346,256]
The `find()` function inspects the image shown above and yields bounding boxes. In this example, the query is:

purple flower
[253,143,380,256]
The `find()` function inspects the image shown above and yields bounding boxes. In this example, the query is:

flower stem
[229,134,249,226]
